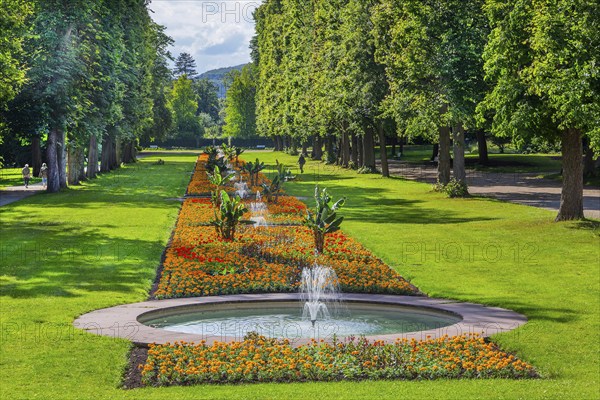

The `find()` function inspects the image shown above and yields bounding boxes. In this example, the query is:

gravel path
[384,160,600,219]
[0,182,46,206]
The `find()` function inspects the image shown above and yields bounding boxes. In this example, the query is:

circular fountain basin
[73,293,528,346]
[139,301,461,340]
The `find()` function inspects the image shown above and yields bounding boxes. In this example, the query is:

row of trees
[252,0,599,221]
[1,0,174,191]
[1,1,222,191]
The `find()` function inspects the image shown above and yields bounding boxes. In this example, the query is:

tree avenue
[252,0,599,221]
[1,0,174,191]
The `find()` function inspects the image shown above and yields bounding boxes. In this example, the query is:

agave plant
[261,164,289,203]
[221,143,236,163]
[234,147,245,165]
[211,191,255,240]
[261,174,282,203]
[242,158,265,186]
[303,186,345,253]
[207,166,235,206]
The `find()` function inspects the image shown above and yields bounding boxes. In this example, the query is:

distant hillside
[198,64,247,98]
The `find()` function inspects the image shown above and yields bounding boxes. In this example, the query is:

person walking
[21,164,31,188]
[39,163,48,189]
[298,153,306,174]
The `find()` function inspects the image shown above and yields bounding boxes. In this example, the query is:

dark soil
[122,346,148,389]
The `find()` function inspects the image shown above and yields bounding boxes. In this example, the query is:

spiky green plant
[303,186,345,253]
[210,191,254,240]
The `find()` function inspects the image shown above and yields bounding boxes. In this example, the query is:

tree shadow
[0,220,166,299]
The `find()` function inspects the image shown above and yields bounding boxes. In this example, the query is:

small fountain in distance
[301,264,341,327]
[233,174,249,199]
[249,191,268,227]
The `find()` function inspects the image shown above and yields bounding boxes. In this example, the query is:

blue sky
[149,0,262,73]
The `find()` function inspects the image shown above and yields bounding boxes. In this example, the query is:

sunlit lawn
[0,150,598,399]
[0,167,30,188]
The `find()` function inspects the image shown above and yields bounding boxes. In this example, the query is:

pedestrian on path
[298,153,306,174]
[22,164,31,188]
[39,163,48,188]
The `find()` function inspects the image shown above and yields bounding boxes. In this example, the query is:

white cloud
[149,0,262,73]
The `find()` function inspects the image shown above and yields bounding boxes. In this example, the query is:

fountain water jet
[233,176,249,199]
[301,265,340,327]
[249,191,269,227]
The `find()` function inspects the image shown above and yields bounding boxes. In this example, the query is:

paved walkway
[384,160,600,219]
[0,182,46,207]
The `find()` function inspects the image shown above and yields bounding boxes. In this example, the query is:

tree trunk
[391,136,396,159]
[399,136,404,155]
[351,133,358,165]
[46,128,60,193]
[438,126,451,185]
[87,135,98,179]
[32,136,42,177]
[77,146,86,182]
[357,134,364,167]
[101,135,113,172]
[377,122,389,177]
[301,139,308,155]
[476,130,489,165]
[556,128,584,221]
[325,134,335,164]
[115,137,122,167]
[57,129,67,188]
[122,141,137,164]
[452,125,467,184]
[363,126,376,171]
[431,143,439,161]
[312,135,323,160]
[67,145,80,185]
[341,129,350,168]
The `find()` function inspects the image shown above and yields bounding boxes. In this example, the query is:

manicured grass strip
[0,154,197,399]
[0,167,28,188]
[141,333,536,386]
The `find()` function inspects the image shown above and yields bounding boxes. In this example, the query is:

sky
[148,0,262,74]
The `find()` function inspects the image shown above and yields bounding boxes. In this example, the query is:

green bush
[433,178,469,198]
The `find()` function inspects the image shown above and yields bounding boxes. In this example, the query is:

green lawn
[0,167,30,188]
[1,151,598,399]
[378,144,562,173]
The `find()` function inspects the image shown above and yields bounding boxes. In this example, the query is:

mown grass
[0,167,30,188]
[0,150,598,399]
[375,144,562,173]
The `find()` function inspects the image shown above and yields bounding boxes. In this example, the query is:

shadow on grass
[0,220,165,299]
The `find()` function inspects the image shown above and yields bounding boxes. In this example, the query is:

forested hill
[199,64,247,98]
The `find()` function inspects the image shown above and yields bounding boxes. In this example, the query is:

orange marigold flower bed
[155,155,416,299]
[141,333,537,386]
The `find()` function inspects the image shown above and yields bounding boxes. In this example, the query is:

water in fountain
[301,265,341,327]
[233,177,249,199]
[249,191,269,227]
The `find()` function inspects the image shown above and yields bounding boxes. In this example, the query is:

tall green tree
[174,52,197,78]
[223,64,257,138]
[0,0,32,110]
[194,78,220,121]
[480,0,600,220]
[167,75,201,145]
[373,0,489,186]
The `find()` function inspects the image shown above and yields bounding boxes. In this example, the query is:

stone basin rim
[73,293,528,347]
[74,293,527,346]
